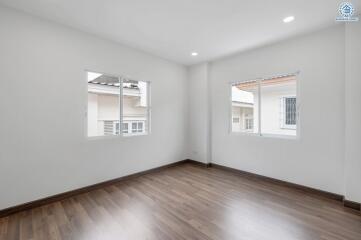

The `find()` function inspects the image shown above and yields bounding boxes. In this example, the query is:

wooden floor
[0,163,360,240]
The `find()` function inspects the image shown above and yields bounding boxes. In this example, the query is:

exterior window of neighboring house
[231,74,298,137]
[233,117,240,123]
[122,123,129,133]
[131,121,144,133]
[132,122,137,132]
[244,115,253,130]
[115,122,120,135]
[103,121,119,135]
[231,79,258,134]
[281,97,296,129]
[87,71,150,137]
[122,79,149,136]
[137,122,144,133]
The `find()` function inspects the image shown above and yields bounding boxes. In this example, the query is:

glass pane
[231,80,259,133]
[122,123,128,133]
[260,75,297,136]
[123,79,148,135]
[87,71,120,137]
[138,122,143,132]
[132,122,137,132]
[115,123,120,135]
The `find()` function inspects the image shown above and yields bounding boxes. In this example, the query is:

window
[281,97,296,129]
[132,122,137,132]
[231,74,298,137]
[244,115,253,130]
[103,121,120,135]
[137,122,144,133]
[121,121,145,134]
[231,80,259,133]
[122,123,129,133]
[87,71,150,137]
[232,117,240,123]
[130,121,144,133]
[122,79,149,136]
[115,122,120,135]
[87,73,120,137]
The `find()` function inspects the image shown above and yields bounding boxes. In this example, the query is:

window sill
[87,133,149,140]
[122,132,149,138]
[230,132,299,140]
[280,126,297,130]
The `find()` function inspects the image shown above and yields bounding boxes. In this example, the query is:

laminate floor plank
[0,163,360,240]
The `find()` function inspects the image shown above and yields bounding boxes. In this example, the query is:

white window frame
[85,70,151,139]
[229,72,300,139]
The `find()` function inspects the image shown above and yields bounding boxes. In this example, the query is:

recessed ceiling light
[191,52,198,56]
[283,16,295,23]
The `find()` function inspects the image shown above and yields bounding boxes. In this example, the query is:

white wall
[209,25,346,195]
[87,93,98,136]
[187,63,210,163]
[345,21,361,203]
[0,6,188,210]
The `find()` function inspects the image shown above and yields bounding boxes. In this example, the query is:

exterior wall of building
[232,105,253,132]
[88,92,147,136]
[123,96,147,120]
[260,85,296,136]
[96,94,120,135]
[97,94,120,121]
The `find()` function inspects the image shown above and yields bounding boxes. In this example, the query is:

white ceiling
[0,0,359,65]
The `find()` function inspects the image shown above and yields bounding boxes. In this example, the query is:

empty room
[0,0,360,239]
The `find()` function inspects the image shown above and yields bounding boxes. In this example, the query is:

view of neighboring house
[87,72,148,137]
[232,85,255,133]
[232,75,297,136]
